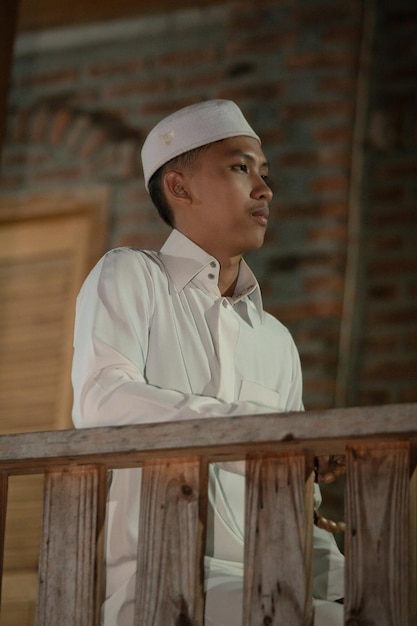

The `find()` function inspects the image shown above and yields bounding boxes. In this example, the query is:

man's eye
[233,164,248,173]
[261,174,269,182]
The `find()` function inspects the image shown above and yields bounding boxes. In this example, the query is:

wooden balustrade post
[244,452,314,626]
[410,463,417,625]
[0,471,8,606]
[135,457,206,626]
[345,442,410,626]
[36,465,107,626]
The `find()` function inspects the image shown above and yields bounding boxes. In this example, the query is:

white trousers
[205,578,343,626]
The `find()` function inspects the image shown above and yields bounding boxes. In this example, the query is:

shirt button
[208,273,216,280]
[222,299,229,308]
[210,260,216,268]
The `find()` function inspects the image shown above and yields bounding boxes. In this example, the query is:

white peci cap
[141,99,261,190]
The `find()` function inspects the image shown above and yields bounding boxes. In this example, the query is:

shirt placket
[216,298,239,403]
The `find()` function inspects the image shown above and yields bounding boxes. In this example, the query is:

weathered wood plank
[345,442,410,626]
[244,453,313,626]
[410,465,417,625]
[36,465,107,626]
[135,457,205,626]
[0,471,8,606]
[0,404,416,473]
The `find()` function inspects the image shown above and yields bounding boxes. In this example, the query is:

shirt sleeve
[72,248,284,429]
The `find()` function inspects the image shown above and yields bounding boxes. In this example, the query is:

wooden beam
[0,404,416,473]
[0,0,20,164]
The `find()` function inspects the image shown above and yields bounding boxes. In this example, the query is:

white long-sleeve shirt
[72,229,344,624]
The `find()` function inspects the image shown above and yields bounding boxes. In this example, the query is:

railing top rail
[0,403,416,473]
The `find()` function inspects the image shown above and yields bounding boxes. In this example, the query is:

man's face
[178,136,273,260]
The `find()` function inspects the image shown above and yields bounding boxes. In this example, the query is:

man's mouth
[250,206,269,226]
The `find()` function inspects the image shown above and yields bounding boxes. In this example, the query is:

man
[72,99,344,625]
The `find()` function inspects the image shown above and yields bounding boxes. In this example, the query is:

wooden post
[410,463,417,625]
[345,442,410,626]
[244,452,314,626]
[36,465,107,626]
[0,0,20,165]
[135,457,205,626]
[0,471,8,606]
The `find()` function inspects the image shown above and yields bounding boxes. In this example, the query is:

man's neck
[217,255,241,297]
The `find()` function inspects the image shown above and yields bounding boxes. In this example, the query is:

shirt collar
[159,229,264,319]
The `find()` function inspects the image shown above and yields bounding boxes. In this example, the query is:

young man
[72,99,344,625]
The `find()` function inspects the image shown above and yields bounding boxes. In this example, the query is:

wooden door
[0,190,107,625]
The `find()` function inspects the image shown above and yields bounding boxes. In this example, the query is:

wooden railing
[0,403,416,625]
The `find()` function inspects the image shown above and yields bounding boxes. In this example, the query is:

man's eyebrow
[226,149,269,169]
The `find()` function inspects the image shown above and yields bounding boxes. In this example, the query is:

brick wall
[354,0,417,406]
[1,0,416,410]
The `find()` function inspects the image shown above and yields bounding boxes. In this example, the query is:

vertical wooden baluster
[409,461,417,626]
[36,465,107,626]
[244,452,314,626]
[0,471,8,607]
[135,457,205,626]
[345,442,409,626]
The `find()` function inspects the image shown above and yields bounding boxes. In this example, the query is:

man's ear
[164,170,191,202]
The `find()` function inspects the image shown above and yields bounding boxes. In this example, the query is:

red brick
[314,125,353,144]
[367,283,401,300]
[369,258,417,275]
[65,114,91,150]
[219,82,284,102]
[283,101,354,121]
[370,185,406,204]
[104,78,169,99]
[49,108,74,144]
[227,32,297,55]
[356,389,393,405]
[361,360,417,381]
[9,108,30,143]
[285,50,357,71]
[158,47,218,67]
[363,334,401,353]
[176,70,225,90]
[307,225,347,244]
[322,25,362,45]
[399,388,417,403]
[272,200,347,219]
[33,167,82,183]
[79,128,109,158]
[309,175,349,194]
[369,233,405,251]
[17,68,77,88]
[292,4,360,23]
[29,105,51,142]
[369,205,417,224]
[318,76,357,94]
[368,306,417,325]
[139,96,200,118]
[86,58,146,77]
[270,299,343,324]
[304,274,344,294]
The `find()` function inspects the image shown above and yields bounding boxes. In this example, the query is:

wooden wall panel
[0,189,107,625]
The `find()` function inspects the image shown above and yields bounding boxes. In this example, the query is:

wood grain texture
[135,457,205,626]
[244,453,313,626]
[35,465,106,626]
[0,472,8,606]
[345,442,410,626]
[410,466,417,625]
[0,403,416,473]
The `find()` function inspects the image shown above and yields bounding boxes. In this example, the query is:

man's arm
[72,248,280,429]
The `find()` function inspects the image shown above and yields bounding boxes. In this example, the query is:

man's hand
[314,455,345,484]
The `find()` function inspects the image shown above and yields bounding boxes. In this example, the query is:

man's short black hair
[148,144,212,227]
